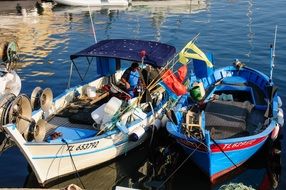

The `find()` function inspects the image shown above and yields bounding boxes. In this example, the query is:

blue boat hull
[176,134,268,182]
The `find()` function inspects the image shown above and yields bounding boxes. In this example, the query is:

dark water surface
[0,0,285,189]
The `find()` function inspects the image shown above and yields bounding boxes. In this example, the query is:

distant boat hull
[54,0,130,6]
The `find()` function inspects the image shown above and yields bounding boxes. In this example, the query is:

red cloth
[177,65,187,83]
[162,68,187,96]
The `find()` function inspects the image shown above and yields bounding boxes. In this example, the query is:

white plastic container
[86,86,97,98]
[133,108,147,120]
[91,104,106,124]
[104,97,122,115]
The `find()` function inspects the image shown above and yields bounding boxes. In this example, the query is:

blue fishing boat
[166,32,284,183]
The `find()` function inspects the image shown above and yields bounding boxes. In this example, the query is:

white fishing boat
[1,39,180,186]
[0,41,21,97]
[53,0,130,6]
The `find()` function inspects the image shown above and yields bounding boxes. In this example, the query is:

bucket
[190,86,202,101]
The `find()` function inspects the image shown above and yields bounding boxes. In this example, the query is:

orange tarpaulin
[177,65,187,83]
[162,66,187,96]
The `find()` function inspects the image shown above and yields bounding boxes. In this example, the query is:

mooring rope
[211,137,238,168]
[0,136,9,156]
[157,144,201,189]
[62,139,86,189]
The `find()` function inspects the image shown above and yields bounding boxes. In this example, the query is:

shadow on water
[22,127,282,190]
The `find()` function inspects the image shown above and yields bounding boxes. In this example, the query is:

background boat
[53,0,130,7]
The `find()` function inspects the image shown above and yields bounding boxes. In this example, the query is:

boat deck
[205,100,265,140]
[44,94,111,141]
[203,80,267,140]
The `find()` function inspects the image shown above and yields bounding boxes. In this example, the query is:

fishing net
[219,182,255,190]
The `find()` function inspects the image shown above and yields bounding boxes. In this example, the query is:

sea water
[0,0,285,189]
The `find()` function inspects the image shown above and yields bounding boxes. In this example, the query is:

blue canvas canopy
[70,39,176,68]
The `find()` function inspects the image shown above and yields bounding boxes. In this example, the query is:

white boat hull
[4,122,150,185]
[54,0,130,6]
[3,77,167,185]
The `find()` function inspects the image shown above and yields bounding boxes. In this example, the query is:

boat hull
[4,122,148,185]
[176,135,268,183]
[54,0,129,6]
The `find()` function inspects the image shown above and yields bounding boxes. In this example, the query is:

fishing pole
[269,25,278,85]
[265,25,278,117]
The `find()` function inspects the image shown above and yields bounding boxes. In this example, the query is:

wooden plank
[89,91,110,105]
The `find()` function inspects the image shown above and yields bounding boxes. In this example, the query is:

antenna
[269,25,278,84]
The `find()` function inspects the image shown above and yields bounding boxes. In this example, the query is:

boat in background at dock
[53,0,130,6]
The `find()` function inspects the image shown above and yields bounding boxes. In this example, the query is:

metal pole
[67,61,73,89]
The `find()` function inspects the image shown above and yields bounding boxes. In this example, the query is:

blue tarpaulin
[70,39,176,68]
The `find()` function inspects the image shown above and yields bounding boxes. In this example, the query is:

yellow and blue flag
[179,41,213,68]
